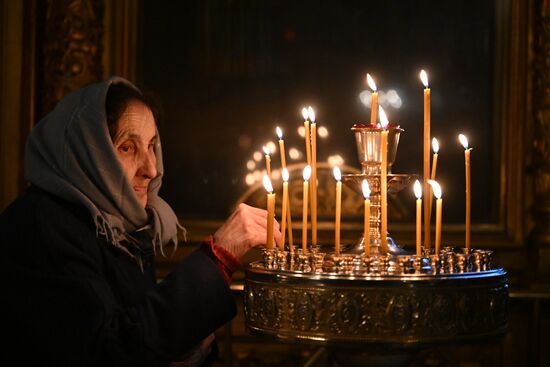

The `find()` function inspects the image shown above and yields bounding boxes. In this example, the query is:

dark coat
[0,187,236,366]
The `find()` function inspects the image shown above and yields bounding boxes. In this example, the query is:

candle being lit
[414,180,422,257]
[333,166,342,256]
[302,107,311,165]
[367,73,378,125]
[263,174,276,250]
[281,168,289,251]
[263,145,271,177]
[362,179,371,256]
[309,106,318,248]
[428,180,442,255]
[379,105,389,254]
[302,165,311,253]
[427,137,439,248]
[459,134,471,250]
[420,69,431,253]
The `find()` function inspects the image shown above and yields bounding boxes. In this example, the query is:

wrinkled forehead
[116,100,157,136]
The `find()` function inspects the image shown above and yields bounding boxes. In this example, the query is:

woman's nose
[138,150,157,179]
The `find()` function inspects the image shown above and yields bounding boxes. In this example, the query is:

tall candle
[275,126,293,249]
[362,179,371,256]
[302,165,311,253]
[302,108,311,165]
[309,106,318,248]
[263,175,276,250]
[280,168,289,251]
[428,180,442,255]
[427,137,439,248]
[414,180,422,257]
[420,70,431,252]
[367,73,378,125]
[263,145,271,177]
[379,106,389,254]
[459,134,471,250]
[333,166,342,256]
[276,126,287,169]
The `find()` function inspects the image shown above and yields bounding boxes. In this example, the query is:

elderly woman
[0,77,280,366]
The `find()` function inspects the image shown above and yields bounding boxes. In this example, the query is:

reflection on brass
[245,259,508,344]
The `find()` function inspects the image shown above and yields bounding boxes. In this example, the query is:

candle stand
[244,125,508,353]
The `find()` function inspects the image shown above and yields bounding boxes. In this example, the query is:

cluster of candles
[263,70,473,257]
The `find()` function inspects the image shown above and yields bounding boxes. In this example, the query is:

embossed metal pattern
[244,266,508,345]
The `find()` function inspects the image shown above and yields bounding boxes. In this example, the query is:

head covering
[25,76,184,257]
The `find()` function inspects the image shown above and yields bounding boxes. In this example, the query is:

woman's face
[112,101,158,208]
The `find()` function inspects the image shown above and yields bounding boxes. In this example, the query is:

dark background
[138,0,496,224]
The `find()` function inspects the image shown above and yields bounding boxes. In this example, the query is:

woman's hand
[213,203,281,260]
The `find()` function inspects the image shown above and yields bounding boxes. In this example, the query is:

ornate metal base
[244,259,508,346]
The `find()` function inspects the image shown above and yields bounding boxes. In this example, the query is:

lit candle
[379,106,389,254]
[275,127,293,249]
[333,166,342,256]
[427,137,439,249]
[263,174,276,250]
[281,168,289,251]
[367,73,378,125]
[420,69,431,253]
[302,107,311,165]
[459,134,471,250]
[276,126,287,169]
[263,145,271,177]
[428,180,442,255]
[414,180,422,257]
[302,165,311,253]
[362,179,371,256]
[309,106,318,248]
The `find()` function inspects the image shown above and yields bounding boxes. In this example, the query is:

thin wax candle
[302,165,311,253]
[333,166,342,256]
[367,73,378,125]
[414,180,422,256]
[459,134,471,250]
[379,106,389,254]
[362,179,371,256]
[420,69,431,252]
[263,175,275,250]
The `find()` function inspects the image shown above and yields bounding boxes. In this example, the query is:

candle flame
[263,174,274,193]
[303,165,312,181]
[366,73,377,92]
[362,179,370,199]
[262,145,270,155]
[379,106,389,128]
[282,167,289,182]
[432,137,439,153]
[428,179,442,199]
[301,107,309,121]
[308,106,316,123]
[458,134,469,149]
[420,69,429,88]
[414,180,422,199]
[333,166,341,181]
[276,126,283,139]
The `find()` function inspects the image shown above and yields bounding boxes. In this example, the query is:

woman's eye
[148,143,155,150]
[119,143,135,154]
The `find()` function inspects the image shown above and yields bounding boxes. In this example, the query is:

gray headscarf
[25,76,184,257]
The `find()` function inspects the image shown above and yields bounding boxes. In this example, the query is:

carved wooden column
[531,0,550,276]
[39,0,105,120]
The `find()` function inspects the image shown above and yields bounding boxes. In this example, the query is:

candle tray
[244,248,508,346]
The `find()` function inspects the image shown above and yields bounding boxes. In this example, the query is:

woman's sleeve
[1,196,236,366]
